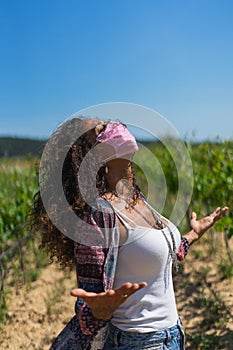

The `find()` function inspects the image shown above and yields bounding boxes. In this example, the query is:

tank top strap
[111,205,136,230]
[140,194,165,227]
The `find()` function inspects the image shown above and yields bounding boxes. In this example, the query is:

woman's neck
[105,158,134,196]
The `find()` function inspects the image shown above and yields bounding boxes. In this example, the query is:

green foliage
[0,291,7,324]
[190,141,233,216]
[191,249,203,259]
[0,158,39,322]
[189,141,233,265]
[218,262,233,279]
[0,158,38,251]
[189,333,226,350]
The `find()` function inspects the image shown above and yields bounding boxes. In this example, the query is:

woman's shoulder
[95,193,117,209]
[92,195,116,217]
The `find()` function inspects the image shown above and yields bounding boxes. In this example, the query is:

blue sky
[0,0,233,141]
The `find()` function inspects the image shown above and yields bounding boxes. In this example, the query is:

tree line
[0,137,46,157]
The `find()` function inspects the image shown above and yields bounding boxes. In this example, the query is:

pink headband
[96,121,139,158]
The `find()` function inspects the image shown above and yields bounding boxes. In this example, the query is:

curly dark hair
[30,117,141,269]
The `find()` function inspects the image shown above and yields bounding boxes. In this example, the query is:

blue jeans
[102,319,185,350]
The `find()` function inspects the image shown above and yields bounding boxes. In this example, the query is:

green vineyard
[0,140,232,348]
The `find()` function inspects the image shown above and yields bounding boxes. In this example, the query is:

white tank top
[111,206,181,333]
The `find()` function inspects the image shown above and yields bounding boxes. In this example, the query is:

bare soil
[0,232,233,350]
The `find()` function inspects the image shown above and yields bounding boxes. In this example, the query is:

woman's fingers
[191,207,229,227]
[191,212,197,221]
[70,281,147,300]
[212,206,229,221]
[70,288,98,298]
[114,282,147,299]
[220,206,229,214]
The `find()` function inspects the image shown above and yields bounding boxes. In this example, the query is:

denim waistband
[107,318,184,347]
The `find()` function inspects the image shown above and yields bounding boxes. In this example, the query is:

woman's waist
[111,282,177,329]
[108,317,182,340]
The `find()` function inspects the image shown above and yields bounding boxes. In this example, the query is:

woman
[31,117,228,350]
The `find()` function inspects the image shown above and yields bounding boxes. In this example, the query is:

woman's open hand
[184,206,229,244]
[71,281,147,320]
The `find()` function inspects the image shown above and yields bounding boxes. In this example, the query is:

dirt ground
[0,264,77,350]
[0,232,233,350]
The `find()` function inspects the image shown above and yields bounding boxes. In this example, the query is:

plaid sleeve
[176,236,190,261]
[74,202,116,335]
[75,244,108,335]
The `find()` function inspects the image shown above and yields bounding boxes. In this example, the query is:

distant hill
[1,136,226,158]
[0,137,157,158]
[0,137,46,157]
